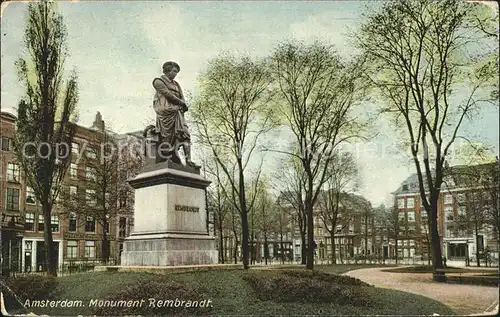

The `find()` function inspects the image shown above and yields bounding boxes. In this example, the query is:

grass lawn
[315,263,398,274]
[4,268,457,316]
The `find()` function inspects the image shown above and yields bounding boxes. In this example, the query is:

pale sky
[2,1,499,207]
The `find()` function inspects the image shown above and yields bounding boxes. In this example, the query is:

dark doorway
[36,241,59,272]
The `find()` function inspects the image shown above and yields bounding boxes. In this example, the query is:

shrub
[243,270,373,306]
[93,279,212,316]
[3,275,58,301]
[283,269,371,286]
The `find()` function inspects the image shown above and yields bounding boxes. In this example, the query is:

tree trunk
[306,192,314,269]
[429,196,445,281]
[395,238,398,265]
[264,234,269,265]
[42,203,57,276]
[475,224,481,267]
[300,225,307,265]
[102,218,109,264]
[237,158,250,269]
[330,232,336,264]
[218,222,225,264]
[364,213,368,264]
[280,230,284,265]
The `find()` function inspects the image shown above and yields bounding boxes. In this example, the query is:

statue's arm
[153,78,185,106]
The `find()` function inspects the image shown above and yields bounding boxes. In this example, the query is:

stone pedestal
[121,161,217,266]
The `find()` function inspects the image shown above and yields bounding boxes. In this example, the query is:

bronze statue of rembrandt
[144,61,196,167]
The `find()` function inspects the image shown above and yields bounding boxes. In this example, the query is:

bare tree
[59,132,143,264]
[269,41,366,269]
[274,156,308,264]
[317,151,358,264]
[204,157,231,264]
[191,54,273,269]
[356,0,498,281]
[13,1,79,276]
[254,179,279,265]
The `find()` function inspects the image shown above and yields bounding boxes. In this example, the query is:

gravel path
[343,267,498,315]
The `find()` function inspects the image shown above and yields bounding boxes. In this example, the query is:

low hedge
[243,270,374,306]
[93,279,212,316]
[3,275,58,301]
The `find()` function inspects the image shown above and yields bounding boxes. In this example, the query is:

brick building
[393,162,499,265]
[1,111,142,273]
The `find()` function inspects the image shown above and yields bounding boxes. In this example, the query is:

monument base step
[121,234,218,266]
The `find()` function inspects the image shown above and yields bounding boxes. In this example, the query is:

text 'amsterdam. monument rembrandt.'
[120,61,217,266]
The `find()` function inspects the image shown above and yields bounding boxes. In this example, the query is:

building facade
[1,111,141,273]
[393,163,499,265]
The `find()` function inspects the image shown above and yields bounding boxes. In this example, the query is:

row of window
[66,240,96,258]
[397,192,477,209]
[24,213,93,233]
[4,162,98,184]
[23,213,128,236]
[2,137,99,158]
[4,186,129,211]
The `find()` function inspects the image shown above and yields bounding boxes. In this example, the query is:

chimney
[91,111,105,131]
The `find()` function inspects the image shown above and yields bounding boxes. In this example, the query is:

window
[25,186,36,204]
[1,137,11,151]
[72,142,79,154]
[24,212,35,231]
[38,215,44,231]
[119,191,127,208]
[70,186,77,197]
[86,147,97,159]
[51,215,59,232]
[105,192,111,208]
[7,163,20,182]
[445,207,454,221]
[457,193,465,203]
[6,188,20,210]
[398,212,405,222]
[67,241,78,258]
[398,198,405,209]
[86,167,96,181]
[119,217,127,238]
[420,210,428,220]
[407,198,415,209]
[120,170,127,181]
[402,184,409,191]
[443,194,453,205]
[70,163,78,179]
[85,216,96,232]
[458,206,466,217]
[407,211,415,222]
[68,213,77,232]
[86,189,96,206]
[335,225,342,234]
[85,241,95,258]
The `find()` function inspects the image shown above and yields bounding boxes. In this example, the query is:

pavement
[343,267,499,316]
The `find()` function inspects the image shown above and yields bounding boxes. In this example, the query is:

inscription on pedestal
[175,205,199,212]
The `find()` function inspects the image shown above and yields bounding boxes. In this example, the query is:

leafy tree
[356,0,498,281]
[275,156,308,264]
[191,54,273,269]
[269,40,367,269]
[317,151,358,264]
[13,1,79,276]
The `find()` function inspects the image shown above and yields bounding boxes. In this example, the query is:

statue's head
[163,61,180,80]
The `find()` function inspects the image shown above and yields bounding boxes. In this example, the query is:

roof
[1,111,17,121]
[393,162,498,195]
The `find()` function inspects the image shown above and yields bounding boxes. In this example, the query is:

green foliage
[93,279,211,316]
[243,269,373,306]
[13,0,79,276]
[4,275,58,300]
